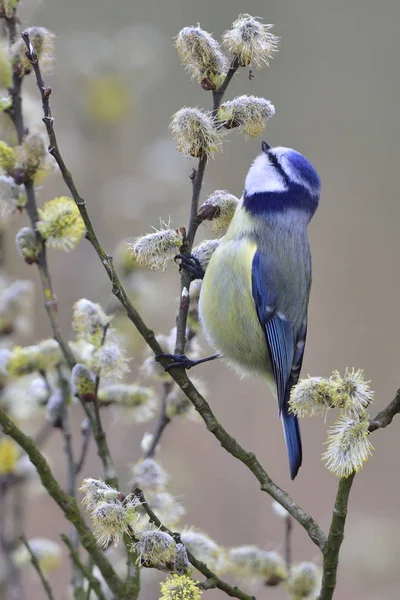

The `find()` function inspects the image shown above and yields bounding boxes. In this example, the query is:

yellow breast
[199,225,271,377]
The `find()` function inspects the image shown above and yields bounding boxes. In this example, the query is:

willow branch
[75,418,91,476]
[61,534,107,600]
[284,513,293,571]
[22,33,326,553]
[174,155,207,355]
[20,535,55,600]
[143,381,172,460]
[133,488,255,600]
[369,389,400,432]
[317,473,356,600]
[0,409,125,598]
[174,60,239,355]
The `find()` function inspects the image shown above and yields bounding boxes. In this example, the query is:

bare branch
[174,59,239,356]
[20,535,55,600]
[369,389,400,432]
[61,534,107,600]
[143,381,172,460]
[317,473,356,600]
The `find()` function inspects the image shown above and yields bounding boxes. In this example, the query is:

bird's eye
[268,152,279,167]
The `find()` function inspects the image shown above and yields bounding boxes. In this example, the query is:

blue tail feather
[281,410,302,480]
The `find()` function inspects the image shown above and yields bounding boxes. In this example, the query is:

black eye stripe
[268,152,290,183]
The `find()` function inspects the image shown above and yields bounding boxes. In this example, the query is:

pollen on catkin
[170,107,223,159]
[98,384,158,422]
[160,574,202,600]
[218,95,275,138]
[37,197,85,251]
[133,527,177,565]
[16,132,46,179]
[322,415,373,477]
[0,438,19,474]
[72,298,111,347]
[0,175,23,218]
[90,342,130,382]
[7,345,41,377]
[229,546,287,585]
[222,14,279,68]
[129,222,184,272]
[80,478,139,547]
[71,363,96,401]
[91,501,137,548]
[180,528,227,575]
[0,141,17,173]
[132,457,169,492]
[200,189,239,233]
[286,562,321,599]
[289,376,337,418]
[330,368,374,415]
[16,227,41,264]
[5,340,61,377]
[0,279,34,336]
[175,25,228,88]
[146,491,186,529]
[80,478,121,512]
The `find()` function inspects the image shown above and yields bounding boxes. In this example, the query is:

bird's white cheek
[245,154,288,195]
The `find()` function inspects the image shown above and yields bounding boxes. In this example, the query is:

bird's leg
[156,353,220,371]
[174,254,204,281]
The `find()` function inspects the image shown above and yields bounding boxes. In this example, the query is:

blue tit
[198,142,321,479]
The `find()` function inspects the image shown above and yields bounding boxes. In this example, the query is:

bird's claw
[174,254,204,280]
[155,353,198,371]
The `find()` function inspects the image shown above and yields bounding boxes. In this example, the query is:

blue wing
[251,250,305,479]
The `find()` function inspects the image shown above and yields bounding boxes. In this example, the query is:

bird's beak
[261,141,271,153]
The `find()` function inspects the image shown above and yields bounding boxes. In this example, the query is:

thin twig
[33,420,53,447]
[0,408,126,598]
[133,488,255,600]
[92,323,110,438]
[284,514,293,572]
[0,487,23,600]
[144,381,172,459]
[75,419,91,476]
[24,180,76,368]
[369,389,400,432]
[84,557,95,600]
[61,534,108,600]
[22,33,326,551]
[20,534,55,600]
[174,154,207,355]
[57,366,83,595]
[174,59,239,356]
[317,473,356,600]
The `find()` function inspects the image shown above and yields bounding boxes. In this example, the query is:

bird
[198,142,321,479]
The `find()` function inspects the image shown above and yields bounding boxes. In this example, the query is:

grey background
[8,0,400,598]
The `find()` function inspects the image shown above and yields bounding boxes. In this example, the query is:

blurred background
[1,0,400,598]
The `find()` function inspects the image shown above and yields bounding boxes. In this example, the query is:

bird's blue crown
[243,144,321,219]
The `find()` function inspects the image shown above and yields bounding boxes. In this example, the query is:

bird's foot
[174,254,204,281]
[156,353,220,371]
